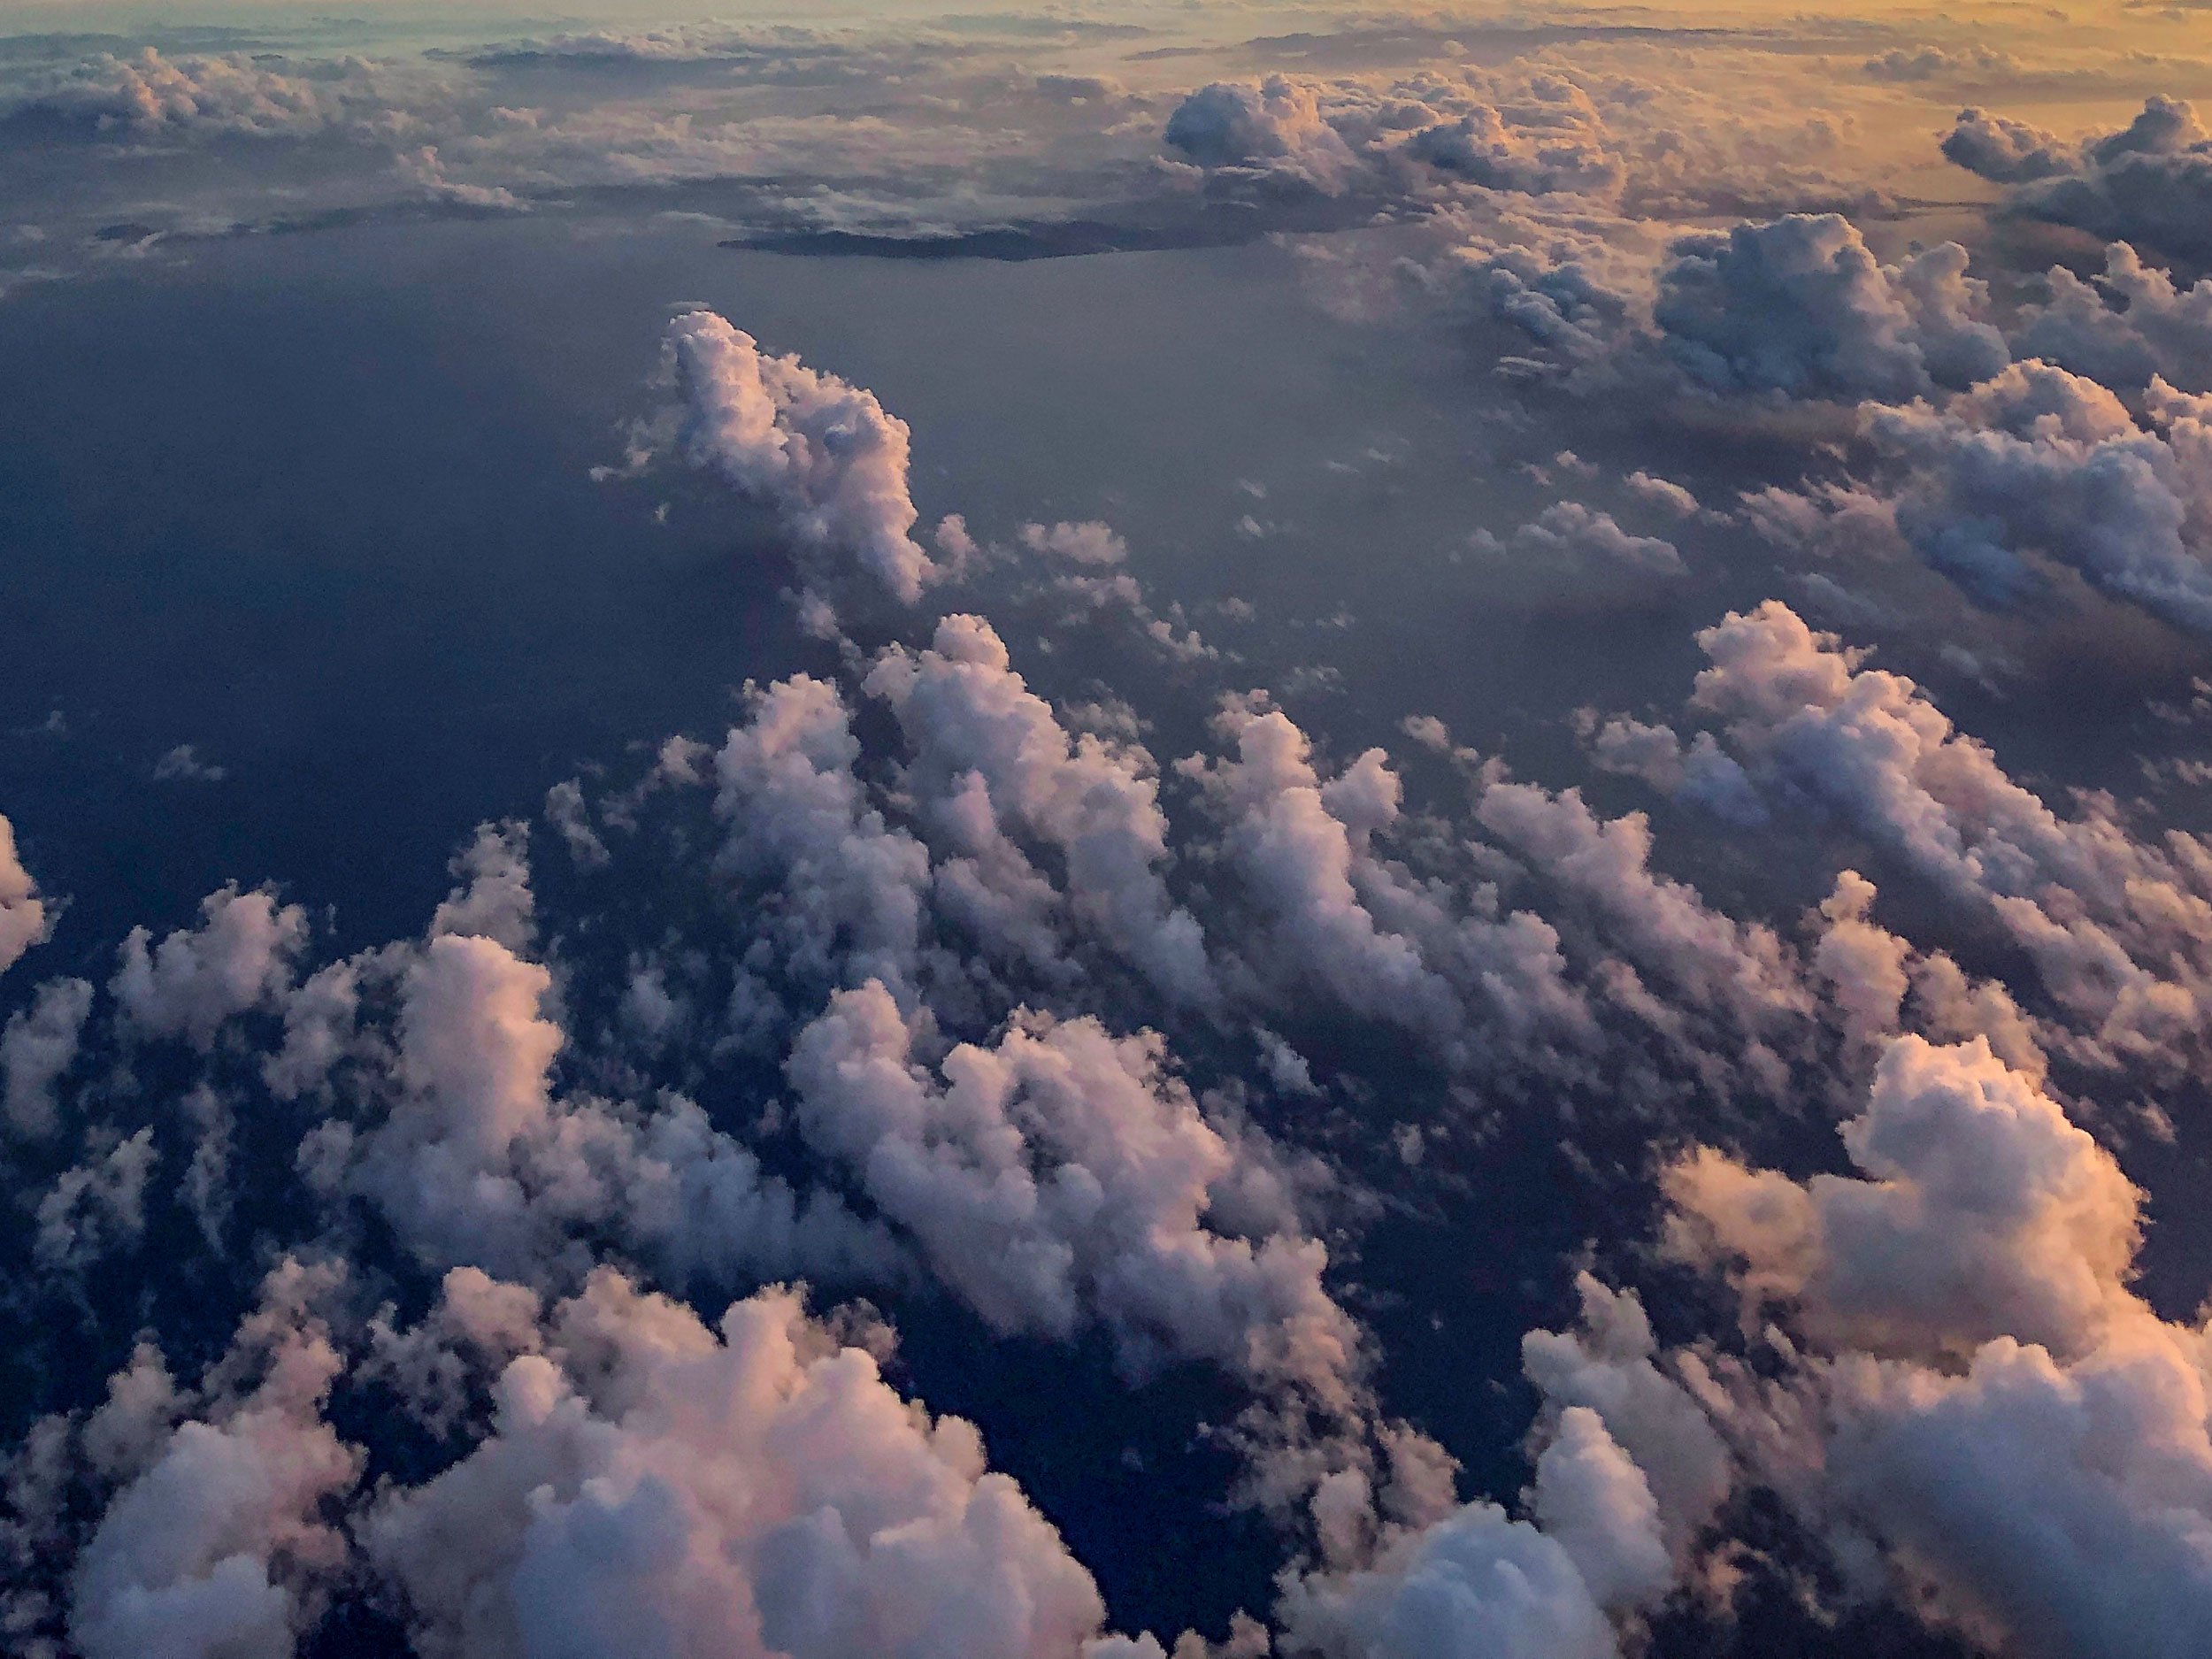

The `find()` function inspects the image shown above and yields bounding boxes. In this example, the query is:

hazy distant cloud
[1955,96,2212,265]
[1942,106,2073,183]
[151,743,227,782]
[8,47,382,139]
[1494,501,1685,576]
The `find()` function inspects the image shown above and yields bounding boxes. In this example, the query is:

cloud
[2016,242,2212,392]
[35,1127,157,1271]
[151,743,227,783]
[708,672,930,1002]
[786,979,1362,1416]
[1738,357,2212,633]
[1668,1035,2142,1363]
[1681,599,2212,1064]
[1163,70,1631,204]
[430,819,535,954]
[1623,472,1700,518]
[1018,519,1128,565]
[111,885,309,1050]
[67,1261,360,1659]
[655,311,938,605]
[1663,1034,2212,1656]
[1497,501,1684,576]
[1181,698,1459,1041]
[2005,96,2212,265]
[865,617,1214,1004]
[543,779,610,870]
[1942,107,2072,183]
[1164,78,1363,192]
[9,48,373,139]
[1474,779,1808,1032]
[0,811,50,976]
[333,924,895,1290]
[3,976,93,1137]
[1655,215,2008,400]
[365,1270,1123,1659]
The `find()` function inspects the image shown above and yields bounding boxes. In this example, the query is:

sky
[5,3,2212,1657]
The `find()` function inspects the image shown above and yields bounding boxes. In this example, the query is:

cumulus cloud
[1164,70,1630,204]
[334,926,895,1290]
[1181,698,1457,1040]
[68,1261,359,1659]
[865,616,1213,1004]
[787,979,1361,1415]
[35,1127,157,1271]
[708,672,930,1002]
[430,819,535,954]
[1681,599,2212,1064]
[2016,241,2212,392]
[1474,778,1808,1034]
[3,976,93,1138]
[1663,1033,2212,1656]
[1988,96,2212,266]
[1669,1035,2141,1362]
[1941,106,2072,184]
[10,48,377,140]
[1493,501,1684,576]
[365,1269,1122,1659]
[656,311,938,605]
[1655,215,2008,400]
[0,811,50,976]
[111,885,309,1050]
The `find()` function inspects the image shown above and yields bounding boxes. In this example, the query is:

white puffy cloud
[1522,1276,1733,1563]
[0,811,50,977]
[658,311,938,605]
[1839,358,2212,627]
[2,975,91,1137]
[1164,79,1363,192]
[710,673,930,1000]
[865,617,1213,1004]
[365,1270,1122,1659]
[1684,599,2212,1064]
[1279,1400,1670,1659]
[1941,106,2072,184]
[111,885,309,1050]
[68,1261,360,1659]
[1164,70,1629,204]
[2016,243,2212,394]
[35,1127,156,1271]
[338,930,895,1290]
[1179,698,1609,1088]
[1669,1035,2142,1363]
[1991,96,2212,267]
[1495,502,1684,577]
[787,979,1361,1414]
[1019,520,1128,566]
[1181,699,1457,1041]
[1623,472,1700,518]
[431,819,536,953]
[1655,216,2007,400]
[1474,779,1808,1033]
[1663,1033,2212,1657]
